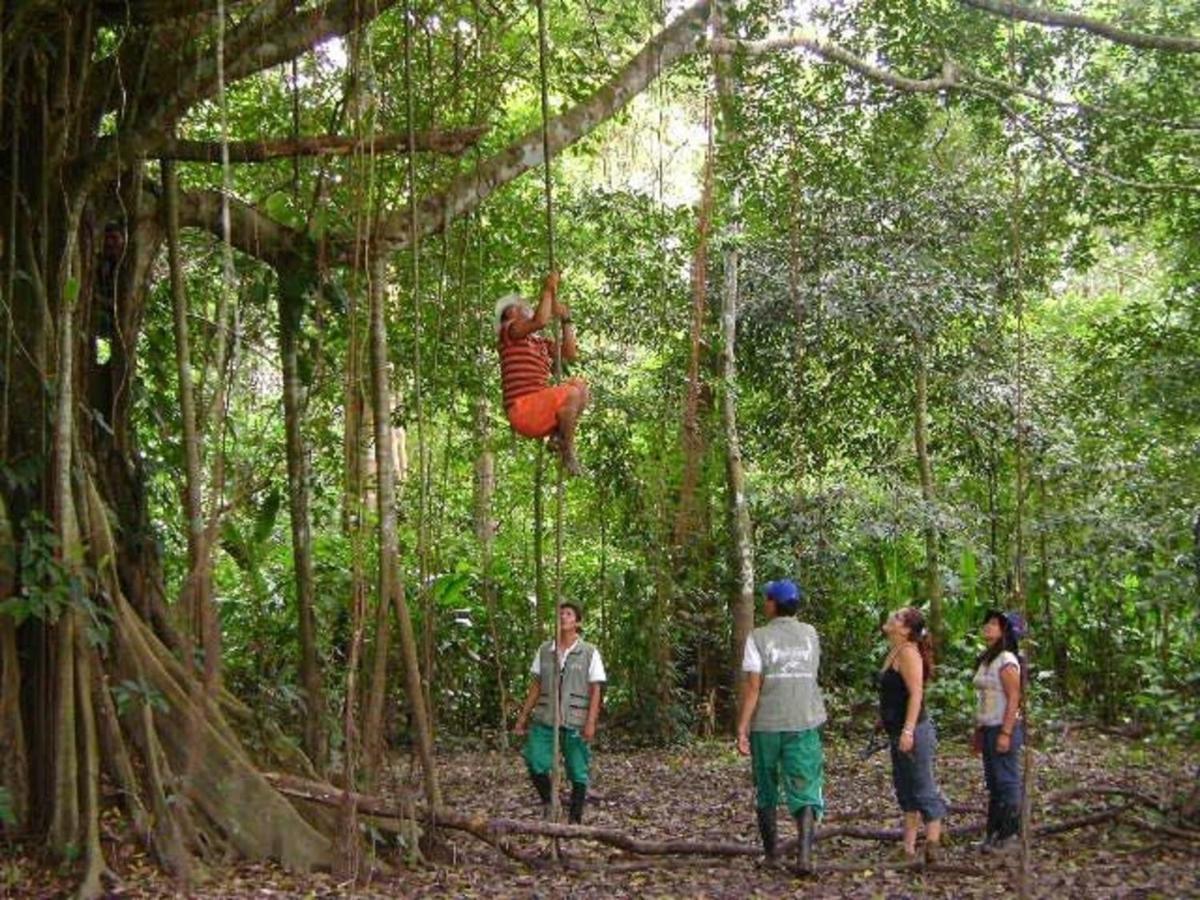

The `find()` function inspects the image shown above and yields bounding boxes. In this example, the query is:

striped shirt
[498,324,554,408]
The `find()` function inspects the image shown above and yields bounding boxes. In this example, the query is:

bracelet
[561,317,572,324]
[902,726,915,735]
[1000,729,1012,737]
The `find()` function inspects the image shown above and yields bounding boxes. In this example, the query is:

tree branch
[223,0,402,88]
[81,0,401,190]
[974,87,1200,194]
[961,68,1200,132]
[175,188,314,270]
[94,0,253,25]
[710,35,1198,189]
[959,0,1200,53]
[709,34,961,94]
[372,0,712,250]
[151,128,488,163]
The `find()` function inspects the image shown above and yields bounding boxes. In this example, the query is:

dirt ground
[4,725,1198,898]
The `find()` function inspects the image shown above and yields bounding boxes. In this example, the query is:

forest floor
[5,724,1198,898]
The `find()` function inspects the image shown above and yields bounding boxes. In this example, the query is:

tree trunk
[720,237,755,710]
[1037,471,1068,696]
[278,272,328,771]
[0,493,27,830]
[913,341,943,643]
[367,248,441,808]
[336,263,369,877]
[713,2,755,712]
[674,129,715,550]
[787,153,808,527]
[0,2,735,890]
[986,433,1001,607]
[162,157,209,647]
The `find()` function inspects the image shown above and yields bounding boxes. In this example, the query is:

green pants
[750,729,824,817]
[522,721,592,786]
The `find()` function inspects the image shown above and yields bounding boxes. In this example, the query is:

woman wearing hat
[973,609,1026,853]
[878,607,947,864]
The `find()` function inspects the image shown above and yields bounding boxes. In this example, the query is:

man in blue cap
[736,579,827,872]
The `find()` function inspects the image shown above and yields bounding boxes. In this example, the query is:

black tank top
[877,667,926,736]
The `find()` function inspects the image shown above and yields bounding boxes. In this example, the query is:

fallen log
[1035,804,1131,837]
[1126,816,1200,842]
[1044,786,1168,814]
[263,773,1154,867]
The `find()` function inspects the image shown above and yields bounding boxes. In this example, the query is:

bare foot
[561,450,584,477]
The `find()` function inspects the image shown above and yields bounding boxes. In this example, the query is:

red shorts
[507,383,576,439]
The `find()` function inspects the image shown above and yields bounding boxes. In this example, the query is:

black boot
[568,783,587,824]
[531,772,552,817]
[993,801,1021,854]
[796,807,815,874]
[978,797,999,852]
[756,807,778,861]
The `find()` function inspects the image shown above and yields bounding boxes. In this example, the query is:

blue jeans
[981,722,1024,810]
[888,719,948,823]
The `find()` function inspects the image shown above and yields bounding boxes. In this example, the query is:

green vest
[533,639,597,730]
[750,618,827,733]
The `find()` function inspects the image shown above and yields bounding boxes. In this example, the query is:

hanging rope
[534,0,566,838]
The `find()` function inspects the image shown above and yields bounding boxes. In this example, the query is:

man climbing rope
[514,602,606,823]
[495,271,589,475]
[736,580,827,873]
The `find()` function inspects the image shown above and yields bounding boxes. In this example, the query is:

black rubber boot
[978,797,999,852]
[796,807,815,874]
[568,783,587,824]
[756,807,778,861]
[993,801,1021,854]
[531,772,552,816]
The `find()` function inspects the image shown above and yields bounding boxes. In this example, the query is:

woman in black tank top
[878,607,947,864]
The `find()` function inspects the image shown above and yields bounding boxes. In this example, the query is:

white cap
[494,292,524,334]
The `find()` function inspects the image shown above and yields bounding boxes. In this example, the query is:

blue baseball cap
[763,580,802,611]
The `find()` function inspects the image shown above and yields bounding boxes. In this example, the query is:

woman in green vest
[736,579,826,872]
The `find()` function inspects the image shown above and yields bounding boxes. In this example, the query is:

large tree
[0,0,712,891]
[1,0,1195,894]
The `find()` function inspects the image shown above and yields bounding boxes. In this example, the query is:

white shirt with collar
[529,637,607,682]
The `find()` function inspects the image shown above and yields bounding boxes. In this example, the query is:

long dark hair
[897,607,935,682]
[976,610,1021,670]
